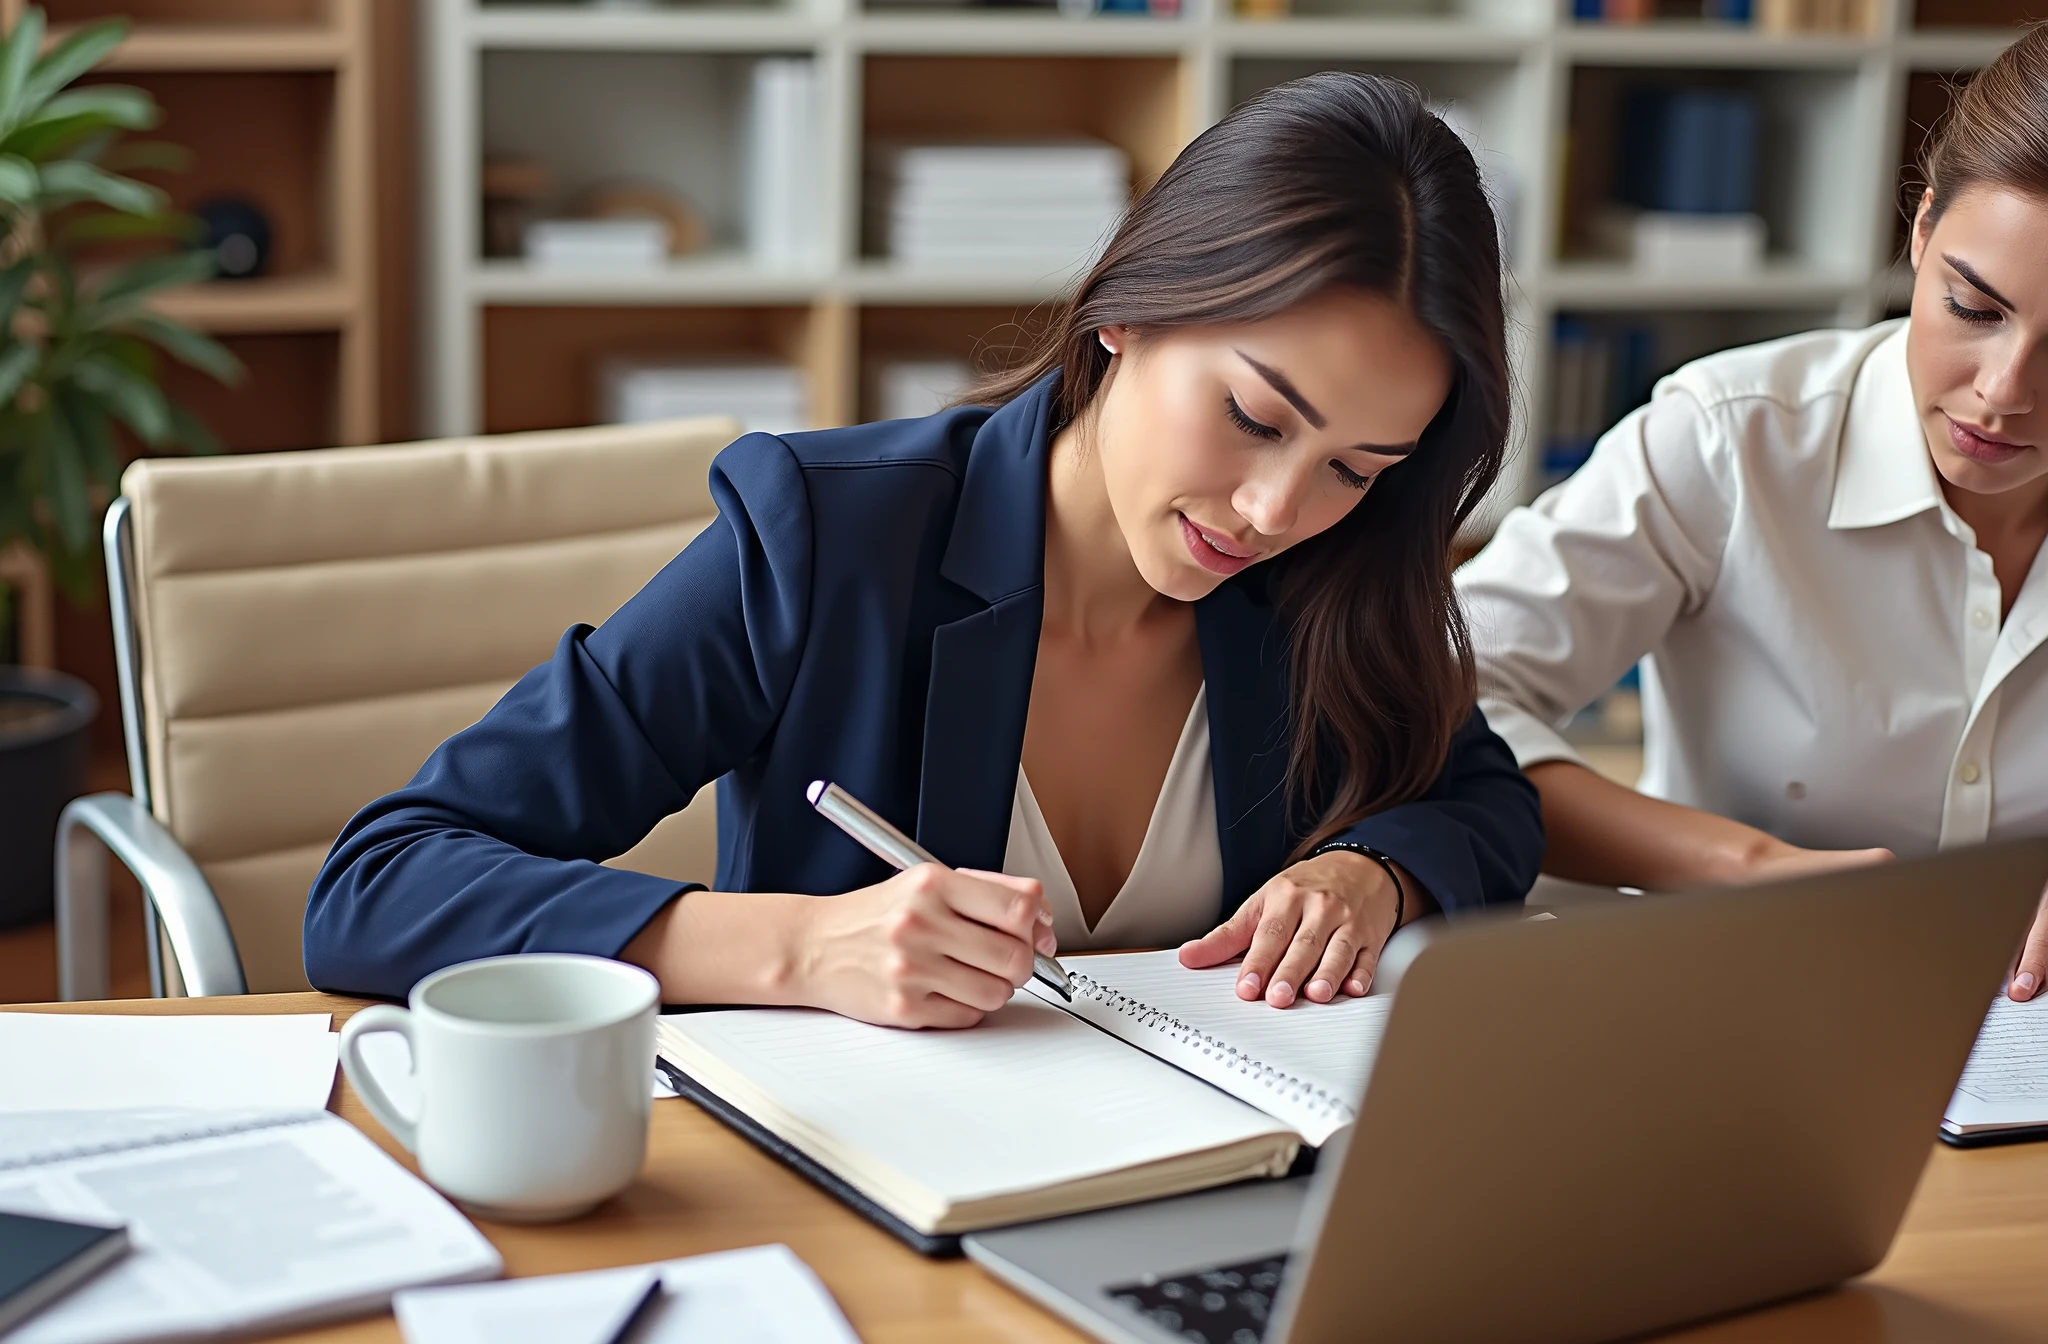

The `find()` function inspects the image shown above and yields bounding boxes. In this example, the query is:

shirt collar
[1828,320,1944,531]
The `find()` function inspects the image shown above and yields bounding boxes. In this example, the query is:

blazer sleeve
[1335,706,1544,913]
[302,433,813,999]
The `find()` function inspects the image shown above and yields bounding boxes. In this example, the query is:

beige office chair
[54,418,739,999]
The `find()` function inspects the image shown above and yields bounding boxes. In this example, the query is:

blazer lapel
[1197,575,1295,912]
[914,375,1058,869]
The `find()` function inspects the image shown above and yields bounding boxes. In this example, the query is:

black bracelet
[1308,840,1405,937]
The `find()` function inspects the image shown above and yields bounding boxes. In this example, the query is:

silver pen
[806,779,1074,1001]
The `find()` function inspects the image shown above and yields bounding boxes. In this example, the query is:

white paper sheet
[0,1014,337,1114]
[0,1111,500,1344]
[393,1245,859,1344]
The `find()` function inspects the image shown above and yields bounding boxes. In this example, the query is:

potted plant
[0,7,238,926]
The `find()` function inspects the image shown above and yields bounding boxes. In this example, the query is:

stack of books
[869,140,1129,272]
[600,359,810,437]
[1542,317,1657,491]
[1572,0,1870,26]
[744,58,827,270]
[1603,85,1766,274]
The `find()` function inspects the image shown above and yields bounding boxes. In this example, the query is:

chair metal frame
[54,497,247,1000]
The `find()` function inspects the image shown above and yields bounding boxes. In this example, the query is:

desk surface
[15,993,2048,1344]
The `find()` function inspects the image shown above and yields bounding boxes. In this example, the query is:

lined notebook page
[1946,994,2048,1135]
[658,991,1295,1230]
[1029,950,1393,1144]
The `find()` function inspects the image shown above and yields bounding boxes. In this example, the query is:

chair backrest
[116,418,737,992]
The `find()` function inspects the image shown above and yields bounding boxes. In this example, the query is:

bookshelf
[0,0,381,449]
[419,0,2029,523]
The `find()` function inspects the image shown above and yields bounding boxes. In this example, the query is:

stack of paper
[744,58,826,270]
[870,140,1128,272]
[600,359,809,436]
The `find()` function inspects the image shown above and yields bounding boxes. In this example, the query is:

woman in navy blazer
[306,73,1542,1024]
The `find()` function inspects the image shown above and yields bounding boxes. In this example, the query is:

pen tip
[806,780,826,806]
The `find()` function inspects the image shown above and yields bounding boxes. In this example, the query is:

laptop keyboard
[1105,1252,1291,1344]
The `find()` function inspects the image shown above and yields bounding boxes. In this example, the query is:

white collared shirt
[1458,319,2048,857]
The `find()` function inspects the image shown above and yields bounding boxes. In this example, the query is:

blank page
[659,991,1296,1231]
[1031,951,1393,1144]
[0,1015,336,1115]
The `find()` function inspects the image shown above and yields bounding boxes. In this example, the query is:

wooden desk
[16,994,2048,1344]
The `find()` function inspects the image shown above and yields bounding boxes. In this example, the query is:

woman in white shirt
[1458,28,2048,999]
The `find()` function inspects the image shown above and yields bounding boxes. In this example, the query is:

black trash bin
[0,667,99,928]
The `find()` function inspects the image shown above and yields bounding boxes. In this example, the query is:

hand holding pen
[806,780,1073,1023]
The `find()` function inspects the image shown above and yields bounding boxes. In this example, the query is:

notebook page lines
[667,992,1289,1203]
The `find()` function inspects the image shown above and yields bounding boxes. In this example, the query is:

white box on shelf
[870,139,1128,272]
[525,218,669,272]
[745,58,827,271]
[1628,212,1767,276]
[601,358,810,436]
[877,359,973,422]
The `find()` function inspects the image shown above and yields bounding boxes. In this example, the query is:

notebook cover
[0,1211,128,1335]
[1939,1122,2048,1149]
[653,1056,963,1258]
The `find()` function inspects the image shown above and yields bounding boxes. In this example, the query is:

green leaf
[31,84,155,132]
[70,351,169,444]
[40,405,94,552]
[37,158,160,215]
[124,313,241,384]
[0,152,34,205]
[102,138,188,175]
[0,341,36,406]
[54,205,186,247]
[0,255,31,327]
[20,20,130,115]
[90,247,212,310]
[165,400,220,456]
[53,384,117,488]
[0,9,47,134]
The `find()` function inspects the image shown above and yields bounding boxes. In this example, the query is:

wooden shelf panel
[1900,28,2019,68]
[473,255,828,305]
[152,273,356,332]
[85,23,350,71]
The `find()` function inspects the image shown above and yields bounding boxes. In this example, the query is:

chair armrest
[56,793,247,1000]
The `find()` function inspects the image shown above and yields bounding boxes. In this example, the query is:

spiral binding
[1066,970,1354,1126]
[0,1110,321,1173]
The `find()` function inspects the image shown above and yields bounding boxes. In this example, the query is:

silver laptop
[965,840,2048,1344]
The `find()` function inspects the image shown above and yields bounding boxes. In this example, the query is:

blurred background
[0,0,2034,992]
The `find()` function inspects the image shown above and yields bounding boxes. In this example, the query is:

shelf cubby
[857,303,1045,420]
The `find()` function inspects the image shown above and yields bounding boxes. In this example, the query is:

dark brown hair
[971,72,1511,854]
[1919,24,2048,230]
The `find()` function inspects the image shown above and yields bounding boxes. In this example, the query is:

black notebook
[0,1211,128,1337]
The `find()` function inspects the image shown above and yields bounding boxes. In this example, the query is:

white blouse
[1457,319,2048,858]
[1002,686,1224,951]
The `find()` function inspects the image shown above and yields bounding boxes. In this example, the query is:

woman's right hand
[793,865,1056,1029]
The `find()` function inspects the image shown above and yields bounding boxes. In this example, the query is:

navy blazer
[304,376,1542,998]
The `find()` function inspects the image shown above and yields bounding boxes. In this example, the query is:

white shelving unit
[420,0,2021,515]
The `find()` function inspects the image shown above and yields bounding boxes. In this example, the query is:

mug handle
[338,1005,420,1153]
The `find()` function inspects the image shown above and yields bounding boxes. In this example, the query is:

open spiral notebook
[654,950,1392,1252]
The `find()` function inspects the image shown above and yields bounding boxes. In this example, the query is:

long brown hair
[1919,24,2048,228]
[970,72,1511,854]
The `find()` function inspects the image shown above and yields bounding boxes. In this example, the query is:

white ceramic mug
[338,953,659,1222]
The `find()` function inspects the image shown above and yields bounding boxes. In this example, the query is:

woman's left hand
[1178,850,1415,1008]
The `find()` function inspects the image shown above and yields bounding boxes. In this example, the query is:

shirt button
[1961,762,1983,785]
[1973,607,1995,630]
